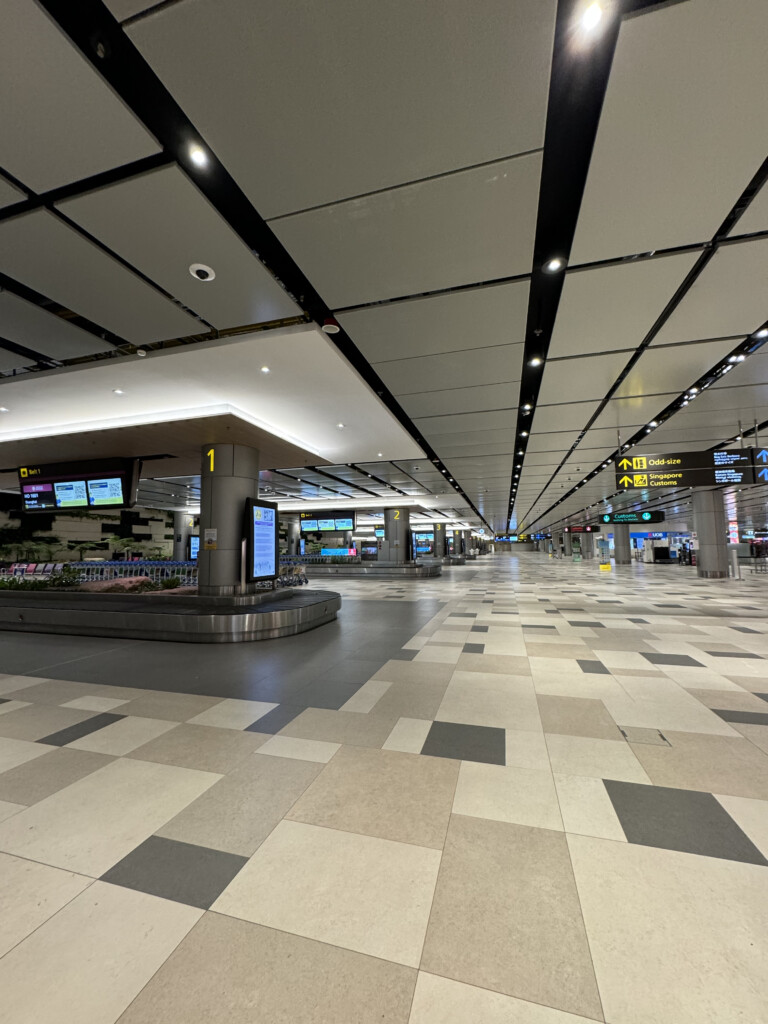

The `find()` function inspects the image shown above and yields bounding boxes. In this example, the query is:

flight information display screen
[318,518,335,531]
[18,459,140,513]
[300,510,357,533]
[245,498,278,582]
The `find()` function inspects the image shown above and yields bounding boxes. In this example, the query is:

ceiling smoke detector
[189,263,215,282]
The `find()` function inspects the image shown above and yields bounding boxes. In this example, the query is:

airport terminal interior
[0,1,767,1022]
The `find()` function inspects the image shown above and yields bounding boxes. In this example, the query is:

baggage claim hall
[0,2,767,1022]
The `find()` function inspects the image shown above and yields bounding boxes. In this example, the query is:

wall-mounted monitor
[317,518,335,531]
[18,458,140,513]
[374,528,385,538]
[245,498,278,582]
[189,535,200,561]
[334,516,354,530]
[300,510,357,533]
[300,519,319,532]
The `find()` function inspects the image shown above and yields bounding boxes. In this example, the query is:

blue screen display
[374,528,385,538]
[318,518,335,531]
[334,517,354,530]
[300,519,318,532]
[189,535,199,560]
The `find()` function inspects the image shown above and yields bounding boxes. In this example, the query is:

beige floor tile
[631,730,768,799]
[128,722,267,773]
[661,667,742,689]
[545,734,651,784]
[591,650,651,670]
[0,757,220,875]
[213,819,441,967]
[339,678,392,712]
[372,678,450,719]
[568,833,768,1024]
[0,678,104,704]
[0,704,97,741]
[600,688,740,737]
[714,794,768,859]
[0,851,91,957]
[119,692,223,721]
[0,736,53,773]
[450,669,535,694]
[456,652,532,675]
[69,715,177,755]
[157,752,322,855]
[685,688,768,712]
[734,722,768,753]
[0,747,114,805]
[187,697,277,729]
[287,745,458,848]
[421,815,602,1019]
[505,728,552,770]
[530,657,585,677]
[280,707,399,747]
[410,972,601,1023]
[0,699,31,716]
[724,674,768,693]
[0,800,24,822]
[0,676,49,697]
[554,773,626,842]
[0,881,200,1024]
[414,644,463,664]
[117,914,416,1024]
[538,694,623,740]
[258,734,341,763]
[429,629,471,644]
[372,659,455,685]
[437,685,542,732]
[453,762,562,831]
[62,695,128,712]
[383,717,432,753]
[526,644,589,661]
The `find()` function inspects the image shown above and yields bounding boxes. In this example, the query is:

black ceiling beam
[40,0,492,533]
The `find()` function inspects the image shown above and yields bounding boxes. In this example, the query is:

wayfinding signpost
[601,511,665,524]
[615,449,760,490]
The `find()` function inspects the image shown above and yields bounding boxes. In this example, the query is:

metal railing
[0,561,198,586]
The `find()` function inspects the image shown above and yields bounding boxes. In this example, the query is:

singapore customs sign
[615,449,758,490]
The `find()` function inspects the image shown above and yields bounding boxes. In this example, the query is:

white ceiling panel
[615,338,742,399]
[571,0,768,263]
[0,210,201,344]
[436,441,515,459]
[423,428,517,450]
[415,409,516,436]
[589,393,678,434]
[653,238,768,345]
[526,430,581,453]
[550,253,698,358]
[58,166,300,329]
[0,292,114,360]
[537,351,631,405]
[731,180,768,237]
[531,402,600,434]
[377,345,521,396]
[0,0,160,192]
[338,280,529,362]
[270,153,542,308]
[398,383,517,420]
[0,175,24,210]
[128,0,555,217]
[104,0,158,19]
[0,348,31,372]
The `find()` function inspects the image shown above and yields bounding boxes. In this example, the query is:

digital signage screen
[318,518,336,532]
[334,517,354,531]
[18,459,140,513]
[189,535,200,561]
[374,528,385,538]
[301,510,357,533]
[245,498,278,582]
[300,519,318,532]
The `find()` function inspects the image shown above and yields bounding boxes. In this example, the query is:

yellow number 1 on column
[206,448,214,472]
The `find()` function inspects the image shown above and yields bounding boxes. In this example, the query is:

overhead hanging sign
[564,525,600,533]
[601,511,665,524]
[615,449,757,489]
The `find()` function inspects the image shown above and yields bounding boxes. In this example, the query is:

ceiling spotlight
[521,431,528,437]
[543,257,566,273]
[528,357,543,367]
[756,328,768,339]
[260,366,271,375]
[523,403,532,411]
[112,388,124,395]
[189,145,208,167]
[189,262,215,281]
[0,406,9,413]
[336,422,345,429]
[135,347,147,358]
[649,420,658,427]
[322,318,340,335]
[377,452,383,458]
[689,387,699,394]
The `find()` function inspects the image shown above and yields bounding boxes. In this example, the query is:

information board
[615,449,756,490]
[18,458,140,512]
[245,498,278,582]
[300,510,357,533]
[601,511,665,524]
[563,525,600,533]
[189,535,200,561]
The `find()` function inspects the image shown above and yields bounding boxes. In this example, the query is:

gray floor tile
[246,703,306,734]
[706,651,762,659]
[101,835,247,909]
[0,747,114,805]
[462,643,485,654]
[36,712,125,747]
[642,652,704,667]
[421,721,506,766]
[712,709,768,726]
[603,780,768,865]
[576,659,611,674]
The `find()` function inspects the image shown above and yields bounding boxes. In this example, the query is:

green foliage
[0,564,79,591]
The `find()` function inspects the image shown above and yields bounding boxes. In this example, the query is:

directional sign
[564,525,600,533]
[601,511,665,524]
[615,449,756,490]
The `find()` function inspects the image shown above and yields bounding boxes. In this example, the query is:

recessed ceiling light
[260,366,270,374]
[189,145,207,167]
[322,318,340,335]
[189,262,215,281]
[521,431,528,437]
[135,347,147,358]
[756,328,768,338]
[528,357,543,367]
[0,406,9,413]
[543,257,566,273]
[377,452,383,458]
[649,420,658,427]
[112,388,124,395]
[336,423,345,429]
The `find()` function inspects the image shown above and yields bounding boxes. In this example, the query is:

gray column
[172,511,194,562]
[198,443,259,596]
[693,489,728,579]
[286,517,300,556]
[381,507,410,563]
[613,523,631,565]
[581,533,594,559]
[434,522,447,558]
[563,532,572,556]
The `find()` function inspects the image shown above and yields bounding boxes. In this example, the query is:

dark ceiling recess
[40,0,491,532]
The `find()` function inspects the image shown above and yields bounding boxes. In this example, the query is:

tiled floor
[0,553,767,1022]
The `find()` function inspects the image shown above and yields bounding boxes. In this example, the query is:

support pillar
[581,533,594,559]
[172,511,194,562]
[286,517,300,556]
[563,532,572,556]
[198,443,259,596]
[693,489,728,579]
[434,522,447,558]
[613,523,631,565]
[344,531,353,551]
[381,507,410,563]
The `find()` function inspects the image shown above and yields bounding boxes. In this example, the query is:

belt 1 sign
[615,449,758,489]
